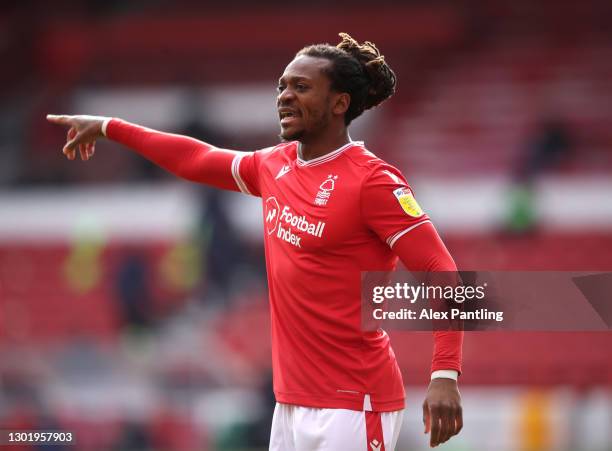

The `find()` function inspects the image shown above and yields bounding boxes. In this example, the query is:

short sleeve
[361,164,431,248]
[232,151,261,197]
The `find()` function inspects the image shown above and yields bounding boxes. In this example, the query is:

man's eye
[296,84,308,91]
[277,85,285,93]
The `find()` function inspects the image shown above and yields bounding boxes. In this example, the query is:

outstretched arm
[46,115,246,192]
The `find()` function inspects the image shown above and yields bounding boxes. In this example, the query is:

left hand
[422,378,463,447]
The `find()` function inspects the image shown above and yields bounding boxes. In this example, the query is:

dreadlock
[296,32,397,125]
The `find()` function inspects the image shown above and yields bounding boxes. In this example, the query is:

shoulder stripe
[386,220,431,248]
[231,153,252,195]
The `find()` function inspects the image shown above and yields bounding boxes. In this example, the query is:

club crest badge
[314,174,338,206]
[393,187,424,217]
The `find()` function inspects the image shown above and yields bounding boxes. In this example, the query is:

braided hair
[296,32,397,125]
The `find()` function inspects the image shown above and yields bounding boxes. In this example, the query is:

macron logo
[275,164,291,180]
[370,439,382,451]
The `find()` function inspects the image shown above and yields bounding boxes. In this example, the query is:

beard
[279,128,304,142]
[279,109,330,142]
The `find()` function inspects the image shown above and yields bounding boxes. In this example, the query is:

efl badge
[393,187,424,217]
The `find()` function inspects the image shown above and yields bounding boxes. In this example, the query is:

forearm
[393,222,464,376]
[431,332,463,375]
[104,118,242,191]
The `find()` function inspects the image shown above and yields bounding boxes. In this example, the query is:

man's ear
[332,92,350,116]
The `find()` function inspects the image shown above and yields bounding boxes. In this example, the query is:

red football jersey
[105,119,461,413]
[233,141,432,412]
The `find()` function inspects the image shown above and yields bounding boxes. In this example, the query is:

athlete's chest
[259,158,363,251]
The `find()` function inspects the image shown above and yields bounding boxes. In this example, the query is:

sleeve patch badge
[393,187,424,217]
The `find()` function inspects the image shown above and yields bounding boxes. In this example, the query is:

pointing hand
[46,114,109,161]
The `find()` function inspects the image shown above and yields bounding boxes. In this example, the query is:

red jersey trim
[386,219,432,247]
[296,141,364,167]
[231,153,251,195]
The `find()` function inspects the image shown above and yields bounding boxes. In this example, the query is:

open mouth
[279,109,299,126]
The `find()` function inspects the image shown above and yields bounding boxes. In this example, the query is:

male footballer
[48,33,463,450]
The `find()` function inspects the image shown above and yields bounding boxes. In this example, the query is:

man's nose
[277,88,295,104]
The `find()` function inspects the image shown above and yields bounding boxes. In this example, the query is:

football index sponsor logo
[264,196,325,248]
[265,197,280,235]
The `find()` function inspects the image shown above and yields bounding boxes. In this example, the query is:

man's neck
[298,129,351,161]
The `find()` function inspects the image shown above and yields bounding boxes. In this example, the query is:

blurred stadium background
[1,1,611,450]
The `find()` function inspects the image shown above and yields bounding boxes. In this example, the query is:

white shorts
[269,403,404,451]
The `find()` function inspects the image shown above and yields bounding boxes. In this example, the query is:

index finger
[423,402,430,433]
[46,114,73,125]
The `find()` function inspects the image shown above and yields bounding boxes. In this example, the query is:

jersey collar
[296,141,364,167]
